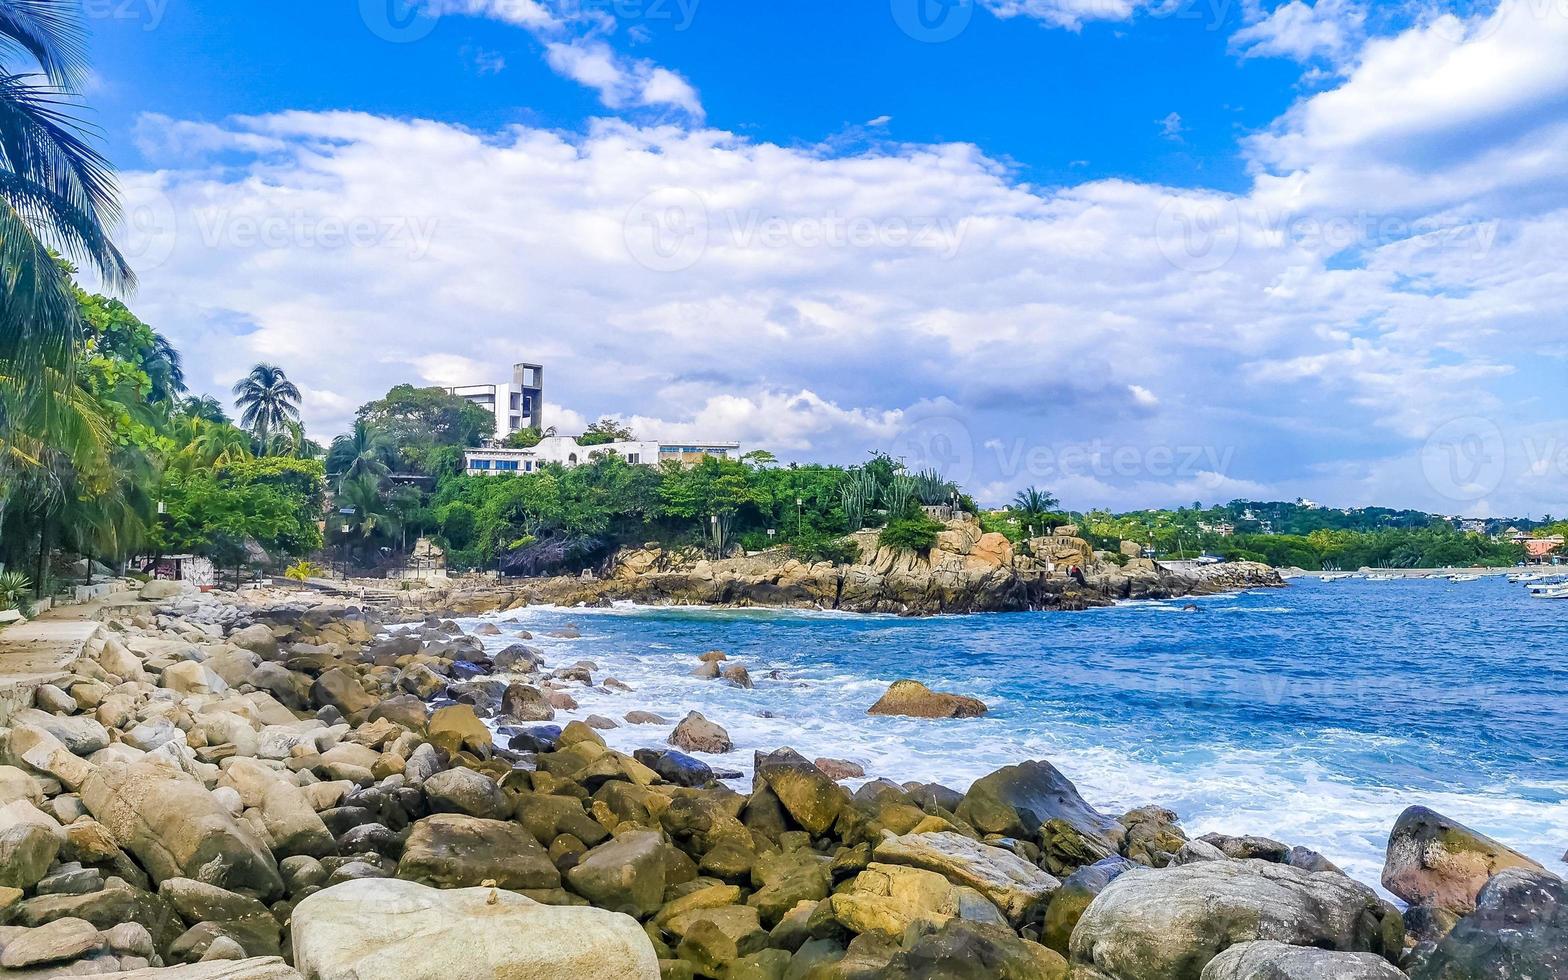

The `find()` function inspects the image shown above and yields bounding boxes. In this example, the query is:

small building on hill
[464,436,739,476]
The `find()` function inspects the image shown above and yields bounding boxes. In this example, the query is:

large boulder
[11,708,110,755]
[1408,867,1567,980]
[753,749,846,835]
[499,683,555,722]
[867,681,988,719]
[1068,860,1402,980]
[830,862,1006,935]
[291,877,659,979]
[955,760,1123,851]
[308,668,375,721]
[228,624,280,659]
[565,830,672,918]
[873,830,1059,926]
[1382,805,1544,915]
[396,814,559,891]
[669,712,732,754]
[885,918,1067,979]
[80,763,282,900]
[421,767,506,820]
[1042,856,1136,955]
[1200,940,1407,979]
[0,800,63,889]
[95,960,302,978]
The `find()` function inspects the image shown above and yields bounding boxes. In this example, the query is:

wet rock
[814,758,865,781]
[955,760,1123,853]
[753,749,847,836]
[720,664,753,689]
[1041,855,1136,955]
[867,680,988,719]
[625,711,668,726]
[633,749,715,788]
[1408,867,1567,980]
[830,862,1006,935]
[669,712,733,755]
[499,683,556,722]
[1382,804,1544,915]
[566,830,673,918]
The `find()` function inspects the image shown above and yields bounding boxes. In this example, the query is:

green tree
[231,363,302,447]
[327,420,396,487]
[577,417,636,447]
[355,384,494,472]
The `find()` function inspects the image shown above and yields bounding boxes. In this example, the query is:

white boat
[1366,573,1397,581]
[1530,586,1568,599]
[1319,572,1354,582]
[1449,574,1481,582]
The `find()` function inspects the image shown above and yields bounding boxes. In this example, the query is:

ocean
[454,575,1568,893]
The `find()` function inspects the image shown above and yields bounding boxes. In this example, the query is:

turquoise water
[460,576,1568,890]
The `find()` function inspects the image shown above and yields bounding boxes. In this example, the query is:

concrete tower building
[449,362,544,440]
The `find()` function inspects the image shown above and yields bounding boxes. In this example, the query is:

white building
[463,436,740,476]
[448,362,544,440]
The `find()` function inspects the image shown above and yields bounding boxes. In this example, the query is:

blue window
[496,460,519,471]
[471,460,491,470]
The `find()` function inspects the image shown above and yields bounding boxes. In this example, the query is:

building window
[471,460,491,470]
[627,453,640,464]
[568,453,578,465]
[496,460,519,471]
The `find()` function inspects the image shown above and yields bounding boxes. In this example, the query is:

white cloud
[980,0,1155,30]
[1231,0,1366,65]
[437,0,704,118]
[111,1,1568,515]
[1158,111,1184,140]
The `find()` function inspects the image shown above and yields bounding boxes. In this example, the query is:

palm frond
[0,0,88,87]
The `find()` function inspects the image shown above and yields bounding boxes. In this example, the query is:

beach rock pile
[0,592,1557,979]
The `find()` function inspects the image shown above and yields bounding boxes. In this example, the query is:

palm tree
[327,420,395,487]
[231,363,301,447]
[1010,486,1061,529]
[334,472,400,558]
[1,0,133,537]
[178,395,229,424]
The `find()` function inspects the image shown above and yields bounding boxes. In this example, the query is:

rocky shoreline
[434,521,1284,618]
[0,585,1556,979]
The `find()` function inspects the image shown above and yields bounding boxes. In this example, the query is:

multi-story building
[463,436,740,476]
[448,362,544,440]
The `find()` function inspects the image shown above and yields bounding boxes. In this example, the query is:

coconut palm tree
[1,0,133,537]
[1010,486,1060,527]
[231,363,301,447]
[178,394,229,424]
[327,420,395,487]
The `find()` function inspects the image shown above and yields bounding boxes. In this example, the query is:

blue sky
[82,0,1568,516]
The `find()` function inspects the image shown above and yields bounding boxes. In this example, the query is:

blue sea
[456,575,1568,891]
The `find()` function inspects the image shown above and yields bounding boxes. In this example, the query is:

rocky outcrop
[955,760,1124,873]
[290,878,659,979]
[444,517,1283,616]
[868,680,988,718]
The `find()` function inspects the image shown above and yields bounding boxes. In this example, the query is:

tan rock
[867,680,987,719]
[290,877,658,979]
[829,862,1006,935]
[1382,805,1545,915]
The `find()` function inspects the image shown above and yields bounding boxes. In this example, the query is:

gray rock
[669,712,732,754]
[422,768,507,820]
[1408,867,1568,980]
[1200,941,1405,979]
[1382,804,1544,915]
[1041,855,1136,956]
[954,760,1122,851]
[1068,859,1403,980]
[11,708,109,755]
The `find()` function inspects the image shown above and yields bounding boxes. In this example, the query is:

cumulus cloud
[1231,0,1366,65]
[109,0,1568,514]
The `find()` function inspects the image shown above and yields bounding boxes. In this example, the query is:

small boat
[1366,573,1397,581]
[1448,574,1481,582]
[1530,585,1568,599]
[1319,572,1354,582]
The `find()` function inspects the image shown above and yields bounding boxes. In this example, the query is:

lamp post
[497,536,506,580]
[795,498,803,535]
[767,528,776,549]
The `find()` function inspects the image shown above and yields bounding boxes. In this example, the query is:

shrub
[791,531,862,566]
[284,560,323,587]
[878,515,945,552]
